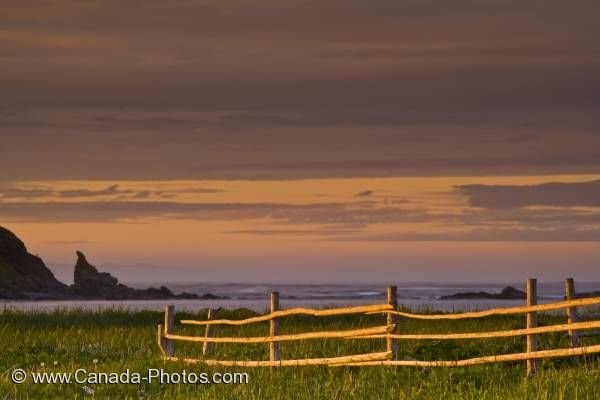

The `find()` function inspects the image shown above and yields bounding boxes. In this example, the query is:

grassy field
[1,307,599,399]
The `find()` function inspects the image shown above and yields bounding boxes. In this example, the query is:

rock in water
[440,286,526,300]
[498,286,526,299]
[72,251,129,299]
[0,226,69,299]
[71,251,200,300]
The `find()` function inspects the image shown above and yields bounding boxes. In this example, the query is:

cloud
[1,191,599,241]
[1,2,600,181]
[0,186,54,199]
[335,227,600,242]
[0,184,127,199]
[0,198,432,226]
[223,227,363,237]
[0,183,223,200]
[456,180,600,208]
[58,184,122,198]
[3,123,600,181]
[0,200,346,223]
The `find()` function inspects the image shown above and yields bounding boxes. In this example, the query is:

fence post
[157,324,167,357]
[526,278,538,377]
[387,286,398,360]
[203,308,221,357]
[269,292,281,363]
[164,305,175,357]
[564,278,579,347]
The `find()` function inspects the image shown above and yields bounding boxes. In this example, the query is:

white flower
[40,362,45,367]
[82,385,95,395]
[53,361,58,366]
[92,359,98,364]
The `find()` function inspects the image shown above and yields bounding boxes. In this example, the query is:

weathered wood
[386,286,398,360]
[165,324,393,343]
[164,305,175,357]
[375,297,600,320]
[164,351,392,367]
[202,308,221,356]
[164,343,600,368]
[270,292,281,363]
[181,303,393,326]
[158,286,600,373]
[332,343,600,367]
[565,278,580,347]
[157,324,167,357]
[351,320,600,340]
[526,278,538,376]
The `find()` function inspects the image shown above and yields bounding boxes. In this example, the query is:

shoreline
[0,297,546,313]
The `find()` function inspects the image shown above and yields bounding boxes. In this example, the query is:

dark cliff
[0,226,201,300]
[0,226,69,299]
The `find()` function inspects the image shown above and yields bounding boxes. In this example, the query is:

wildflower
[40,362,45,367]
[53,361,58,366]
[82,385,95,395]
[93,359,98,364]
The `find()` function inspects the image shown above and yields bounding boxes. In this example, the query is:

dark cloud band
[457,180,600,209]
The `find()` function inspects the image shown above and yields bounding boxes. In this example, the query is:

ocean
[2,281,599,313]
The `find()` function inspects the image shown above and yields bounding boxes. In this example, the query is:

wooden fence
[157,278,600,375]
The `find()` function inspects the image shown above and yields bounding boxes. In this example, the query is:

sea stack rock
[72,251,129,299]
[0,226,69,299]
[71,251,200,300]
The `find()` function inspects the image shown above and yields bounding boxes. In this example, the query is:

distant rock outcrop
[440,286,526,300]
[73,251,120,297]
[0,226,69,299]
[71,251,199,299]
[0,225,211,300]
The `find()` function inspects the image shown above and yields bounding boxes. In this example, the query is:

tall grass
[1,307,599,399]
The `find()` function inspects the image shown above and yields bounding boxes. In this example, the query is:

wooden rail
[370,297,600,320]
[158,279,600,375]
[180,303,393,326]
[333,344,600,367]
[351,320,600,340]
[165,324,393,343]
[165,351,392,367]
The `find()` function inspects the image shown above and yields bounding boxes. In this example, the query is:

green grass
[1,307,599,399]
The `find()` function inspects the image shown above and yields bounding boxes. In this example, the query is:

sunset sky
[1,1,599,283]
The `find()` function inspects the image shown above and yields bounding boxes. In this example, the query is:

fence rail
[164,351,393,367]
[157,278,600,376]
[374,297,600,319]
[165,324,393,343]
[353,320,600,340]
[335,344,600,367]
[180,303,393,326]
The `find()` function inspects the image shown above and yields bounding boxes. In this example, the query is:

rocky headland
[0,226,69,299]
[0,225,216,300]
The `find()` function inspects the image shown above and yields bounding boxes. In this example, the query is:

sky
[1,1,600,283]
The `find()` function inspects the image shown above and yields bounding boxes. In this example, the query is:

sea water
[2,281,598,312]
